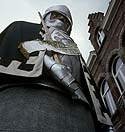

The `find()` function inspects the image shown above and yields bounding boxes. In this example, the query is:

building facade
[87,0,125,131]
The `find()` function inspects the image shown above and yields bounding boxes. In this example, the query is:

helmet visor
[49,11,70,29]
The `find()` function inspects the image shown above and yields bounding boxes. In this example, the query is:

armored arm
[43,54,88,103]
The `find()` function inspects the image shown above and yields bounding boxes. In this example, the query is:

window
[112,57,125,95]
[101,80,117,116]
[97,29,105,46]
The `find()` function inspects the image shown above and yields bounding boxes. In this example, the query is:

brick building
[87,0,125,131]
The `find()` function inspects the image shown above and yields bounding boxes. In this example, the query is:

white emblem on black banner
[0,50,45,77]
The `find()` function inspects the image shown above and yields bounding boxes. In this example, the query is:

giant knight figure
[0,5,113,132]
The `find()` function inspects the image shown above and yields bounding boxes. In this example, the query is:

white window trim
[106,90,116,114]
[100,80,117,116]
[97,30,105,46]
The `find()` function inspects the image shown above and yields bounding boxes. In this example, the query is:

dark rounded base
[0,86,96,132]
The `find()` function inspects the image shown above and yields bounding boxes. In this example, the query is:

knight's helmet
[43,5,73,35]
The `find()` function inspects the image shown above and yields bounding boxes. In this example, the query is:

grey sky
[0,0,110,61]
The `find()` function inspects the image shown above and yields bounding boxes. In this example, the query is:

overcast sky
[0,0,110,61]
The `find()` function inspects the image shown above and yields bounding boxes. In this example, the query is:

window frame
[112,56,125,95]
[96,29,105,46]
[100,80,117,116]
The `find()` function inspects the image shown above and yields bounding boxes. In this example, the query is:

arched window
[101,80,117,116]
[112,56,125,95]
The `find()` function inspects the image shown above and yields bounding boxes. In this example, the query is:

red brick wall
[87,0,125,131]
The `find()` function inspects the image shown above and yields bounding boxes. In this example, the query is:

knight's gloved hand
[68,81,88,103]
[106,126,115,132]
[99,124,115,132]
